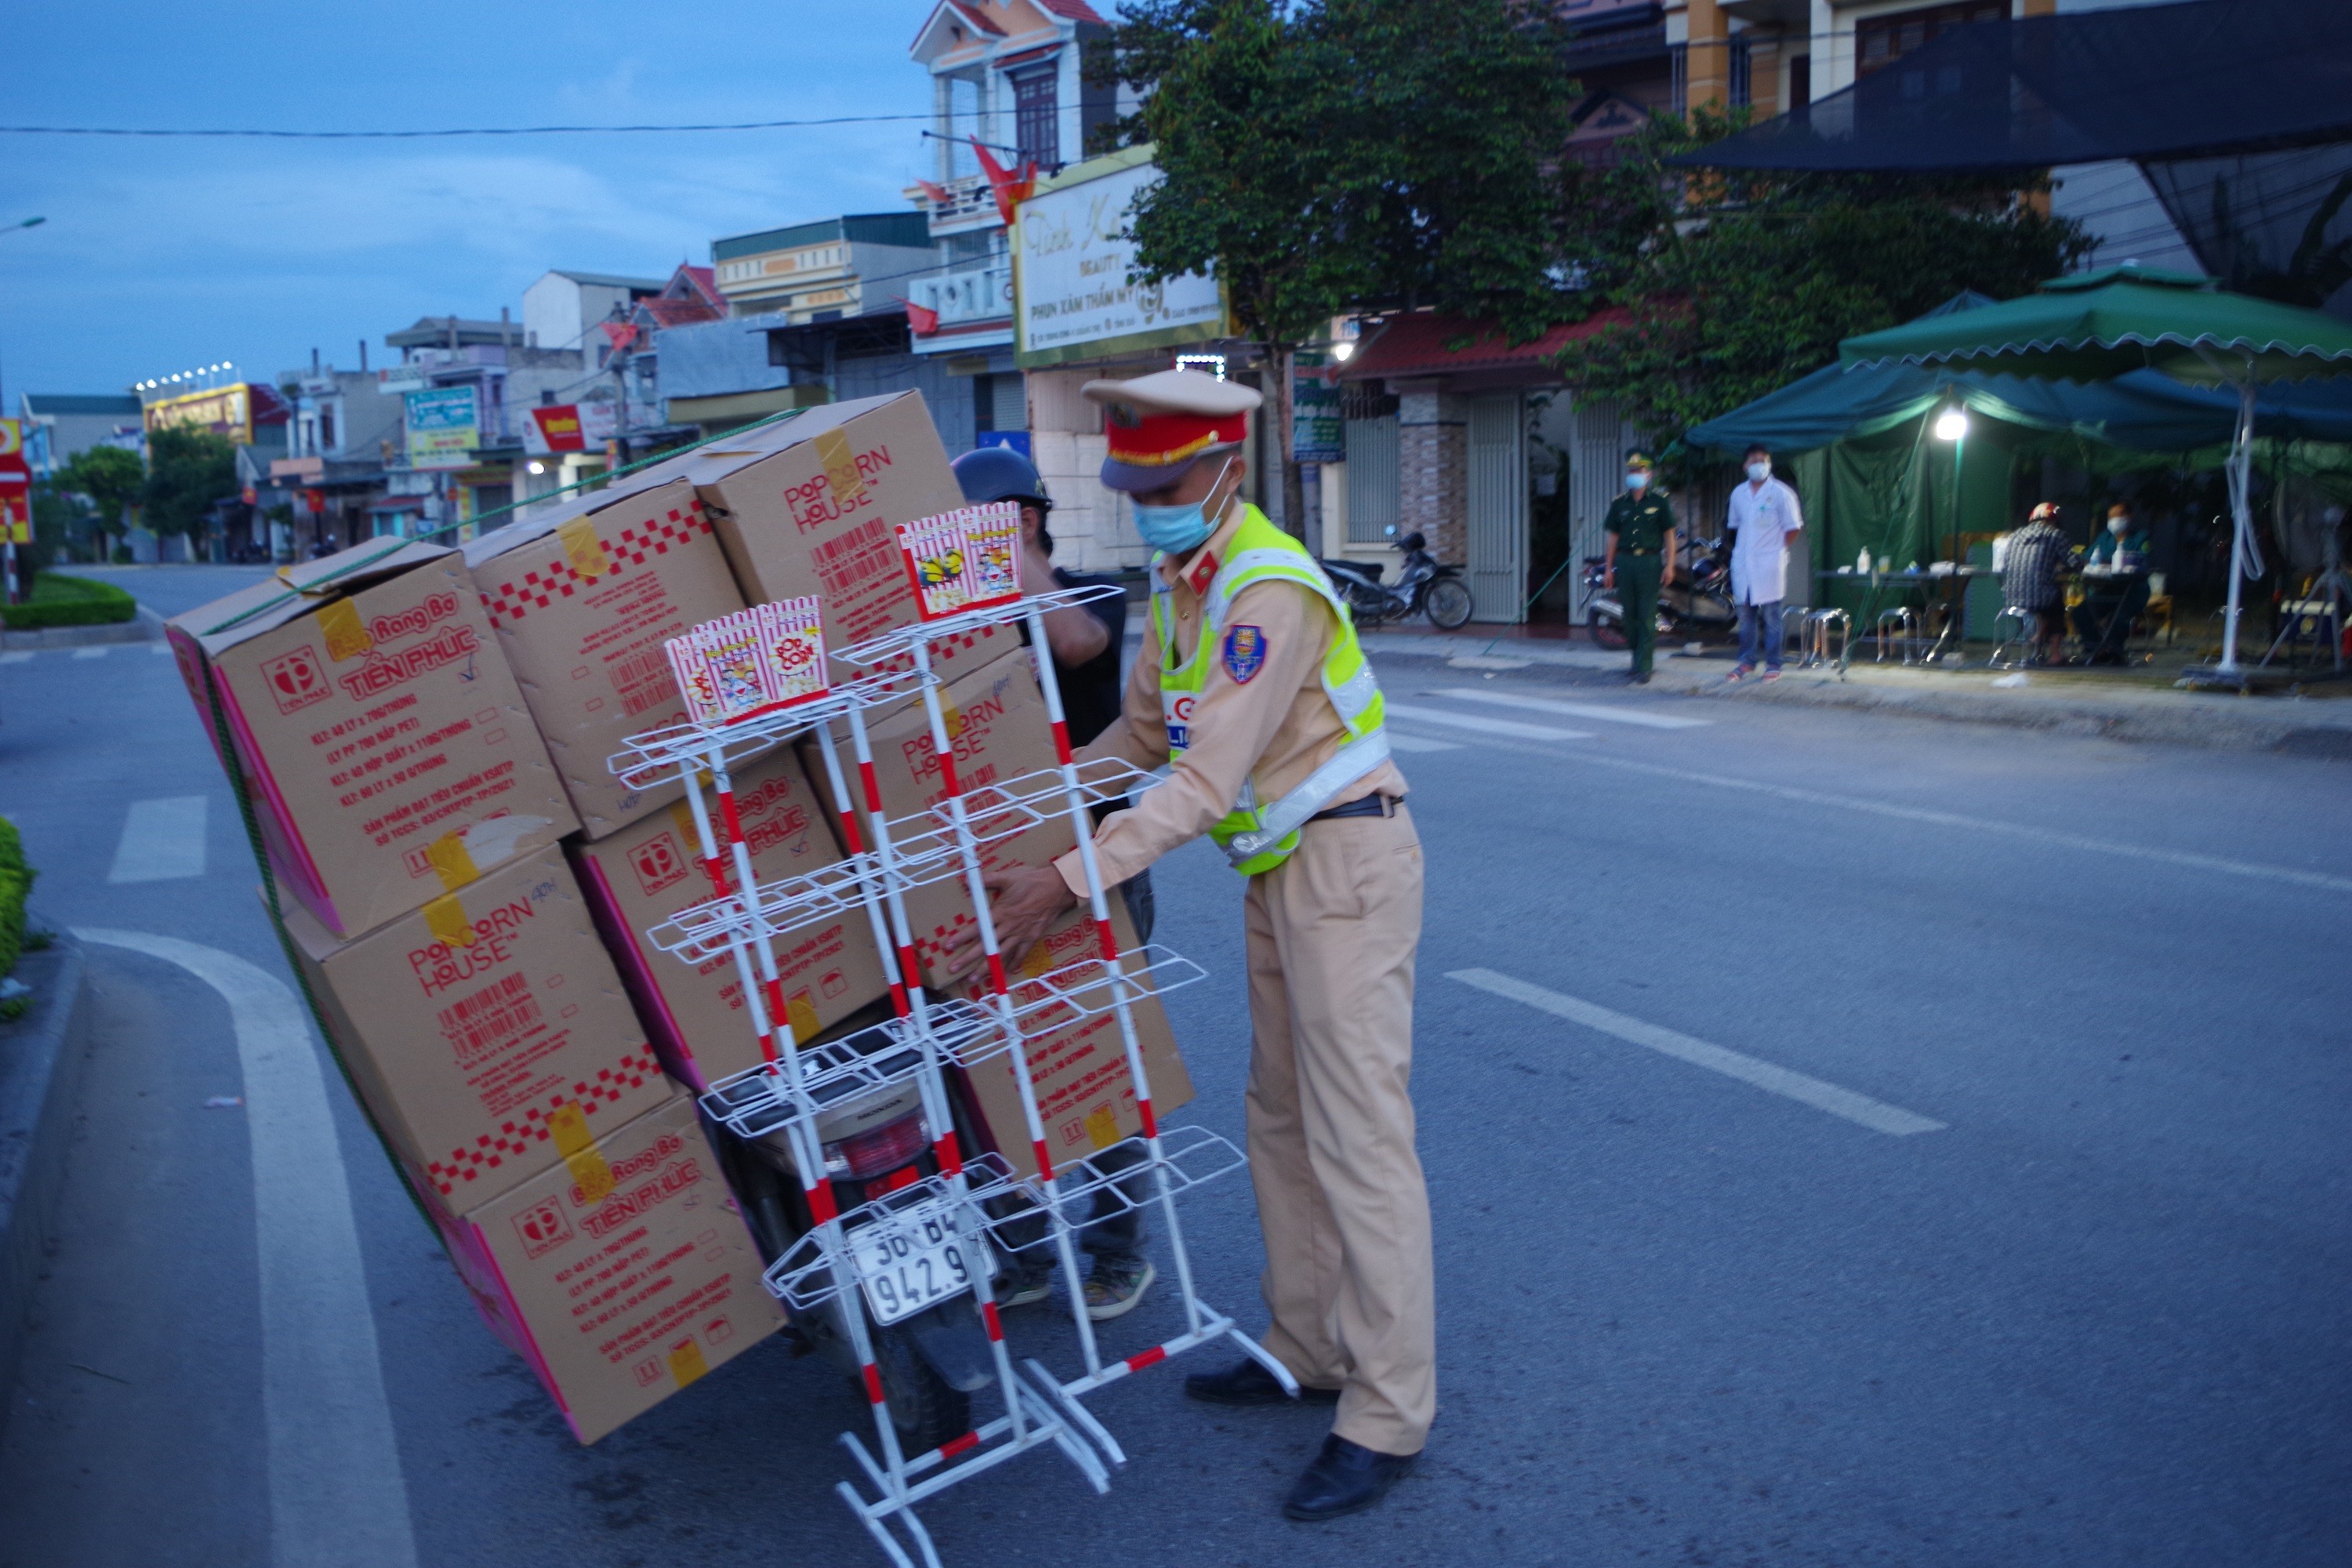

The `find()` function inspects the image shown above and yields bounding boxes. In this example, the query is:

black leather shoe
[1282,1434,1416,1521]
[1182,1359,1340,1406]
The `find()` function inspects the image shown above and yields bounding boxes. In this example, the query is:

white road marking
[107,796,208,884]
[71,645,111,660]
[1384,702,1592,742]
[1440,687,1711,729]
[78,930,419,1568]
[152,641,176,655]
[0,650,34,665]
[1447,967,1948,1137]
[1385,731,1465,753]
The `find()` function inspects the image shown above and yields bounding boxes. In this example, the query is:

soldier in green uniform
[1602,449,1679,684]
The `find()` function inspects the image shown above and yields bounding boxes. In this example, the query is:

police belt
[1308,793,1399,824]
[1624,547,1660,556]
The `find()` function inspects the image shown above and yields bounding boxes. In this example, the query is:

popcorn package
[664,597,830,728]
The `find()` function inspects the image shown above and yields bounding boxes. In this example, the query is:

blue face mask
[1131,461,1232,555]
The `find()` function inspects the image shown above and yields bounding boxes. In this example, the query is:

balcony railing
[909,172,1002,233]
[909,261,1013,329]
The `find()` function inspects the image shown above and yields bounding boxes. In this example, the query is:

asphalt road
[1,566,2345,1567]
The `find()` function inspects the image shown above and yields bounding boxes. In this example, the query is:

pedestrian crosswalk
[1382,684,1711,752]
[108,796,209,884]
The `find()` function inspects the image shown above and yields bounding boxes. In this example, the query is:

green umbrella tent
[1838,266,2352,679]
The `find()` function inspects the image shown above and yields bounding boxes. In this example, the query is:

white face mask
[2109,517,2129,535]
[1746,462,1771,484]
[1624,471,1650,492]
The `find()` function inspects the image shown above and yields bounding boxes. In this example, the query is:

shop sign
[405,386,478,470]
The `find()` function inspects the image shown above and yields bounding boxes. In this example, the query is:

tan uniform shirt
[1051,504,1408,897]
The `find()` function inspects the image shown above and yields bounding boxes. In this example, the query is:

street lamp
[1933,407,1969,441]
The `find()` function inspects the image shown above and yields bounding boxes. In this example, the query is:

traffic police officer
[1603,448,1679,684]
[951,369,1433,1523]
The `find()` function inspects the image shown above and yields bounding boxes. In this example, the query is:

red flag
[600,321,641,354]
[896,298,941,336]
[915,178,952,207]
[968,138,1036,225]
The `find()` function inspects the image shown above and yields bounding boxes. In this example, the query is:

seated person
[2001,502,2077,665]
[2071,502,2152,665]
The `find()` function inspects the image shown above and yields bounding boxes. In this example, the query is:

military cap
[1083,368,1263,493]
[1623,448,1654,470]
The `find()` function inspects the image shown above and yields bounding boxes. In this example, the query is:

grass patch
[0,817,32,988]
[0,572,138,630]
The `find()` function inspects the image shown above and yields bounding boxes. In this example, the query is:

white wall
[521,273,580,354]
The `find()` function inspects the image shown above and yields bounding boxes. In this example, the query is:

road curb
[0,607,161,651]
[0,920,92,1413]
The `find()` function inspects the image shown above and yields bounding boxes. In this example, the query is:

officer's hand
[942,864,1079,982]
[1603,568,1614,589]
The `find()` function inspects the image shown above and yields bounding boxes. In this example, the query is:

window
[1856,2,2004,78]
[1669,43,1688,114]
[1011,64,1058,169]
[319,406,336,451]
[1729,37,1751,108]
[1789,52,1811,108]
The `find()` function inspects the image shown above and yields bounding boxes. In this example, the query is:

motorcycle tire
[1423,578,1475,630]
[1587,604,1629,651]
[869,1320,972,1456]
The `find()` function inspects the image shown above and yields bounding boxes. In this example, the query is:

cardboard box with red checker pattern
[674,390,1016,686]
[425,1091,782,1444]
[463,477,748,840]
[281,841,671,1215]
[570,748,891,1092]
[820,644,1080,990]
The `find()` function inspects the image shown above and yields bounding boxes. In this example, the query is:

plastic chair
[1989,604,2034,668]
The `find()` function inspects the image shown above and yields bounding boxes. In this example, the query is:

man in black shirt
[950,445,1156,1320]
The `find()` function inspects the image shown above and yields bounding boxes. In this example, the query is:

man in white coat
[1726,443,1805,681]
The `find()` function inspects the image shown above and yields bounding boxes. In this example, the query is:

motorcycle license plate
[849,1209,975,1326]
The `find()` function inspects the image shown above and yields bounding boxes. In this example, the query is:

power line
[0,111,999,140]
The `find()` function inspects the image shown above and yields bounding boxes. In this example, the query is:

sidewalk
[1359,626,2352,757]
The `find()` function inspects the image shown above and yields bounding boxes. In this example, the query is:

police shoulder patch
[1222,624,1267,684]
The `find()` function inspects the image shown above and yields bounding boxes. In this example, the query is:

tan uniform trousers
[1242,802,1435,1457]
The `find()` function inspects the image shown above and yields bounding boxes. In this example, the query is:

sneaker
[1761,669,1782,682]
[997,1260,1055,1308]
[1081,1254,1156,1321]
[1726,665,1750,682]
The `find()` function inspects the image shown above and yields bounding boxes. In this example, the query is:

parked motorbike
[713,1007,998,1454]
[1581,533,1736,650]
[1320,528,1475,630]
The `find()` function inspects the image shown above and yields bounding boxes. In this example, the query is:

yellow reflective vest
[1151,505,1390,875]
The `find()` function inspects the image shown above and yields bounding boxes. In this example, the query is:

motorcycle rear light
[824,1112,930,1182]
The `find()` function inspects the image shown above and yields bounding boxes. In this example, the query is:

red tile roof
[1338,307,1634,380]
[670,264,723,310]
[1036,0,1104,20]
[640,297,723,328]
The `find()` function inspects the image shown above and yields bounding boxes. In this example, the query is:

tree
[1096,0,1584,533]
[141,426,238,544]
[1552,109,2095,458]
[55,444,146,559]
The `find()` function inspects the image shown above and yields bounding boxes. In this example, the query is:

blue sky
[0,0,964,400]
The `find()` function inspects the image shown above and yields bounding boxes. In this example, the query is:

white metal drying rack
[607,584,1291,1568]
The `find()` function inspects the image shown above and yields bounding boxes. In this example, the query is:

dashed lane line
[108,796,209,884]
[1447,967,1948,1137]
[1385,731,1465,753]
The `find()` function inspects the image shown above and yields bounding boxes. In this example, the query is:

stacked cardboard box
[168,540,579,938]
[174,540,780,1444]
[835,645,1080,989]
[463,477,747,840]
[174,389,1202,1446]
[572,747,892,1092]
[953,901,1195,1182]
